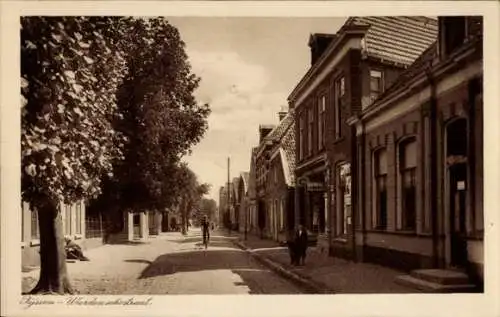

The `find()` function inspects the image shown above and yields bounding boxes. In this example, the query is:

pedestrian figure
[286,229,299,265]
[294,224,309,266]
[201,216,210,249]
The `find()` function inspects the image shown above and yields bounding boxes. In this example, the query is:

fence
[85,214,104,239]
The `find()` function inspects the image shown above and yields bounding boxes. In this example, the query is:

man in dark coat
[294,224,309,266]
[286,229,298,265]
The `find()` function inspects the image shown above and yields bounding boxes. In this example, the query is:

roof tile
[349,16,438,66]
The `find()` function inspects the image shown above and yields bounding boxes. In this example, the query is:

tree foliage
[174,163,210,233]
[21,17,129,207]
[21,16,210,294]
[96,18,210,214]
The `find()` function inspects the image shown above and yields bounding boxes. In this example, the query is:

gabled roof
[280,119,296,186]
[239,172,250,193]
[347,16,438,66]
[262,110,295,144]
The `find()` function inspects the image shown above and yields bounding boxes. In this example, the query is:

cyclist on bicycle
[201,216,210,249]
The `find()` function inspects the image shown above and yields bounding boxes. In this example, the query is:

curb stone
[233,240,335,294]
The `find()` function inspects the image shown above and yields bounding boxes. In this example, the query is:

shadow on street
[137,247,293,294]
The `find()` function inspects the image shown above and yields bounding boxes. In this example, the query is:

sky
[167,17,347,202]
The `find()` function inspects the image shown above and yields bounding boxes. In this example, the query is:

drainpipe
[424,64,439,268]
[350,124,358,262]
[358,119,366,262]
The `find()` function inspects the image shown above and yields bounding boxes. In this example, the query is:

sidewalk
[21,232,185,294]
[230,231,418,294]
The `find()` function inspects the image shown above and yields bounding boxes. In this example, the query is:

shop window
[335,162,351,237]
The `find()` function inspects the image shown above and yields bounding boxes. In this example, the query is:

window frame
[299,113,305,160]
[373,148,388,230]
[334,76,345,139]
[397,137,418,231]
[335,162,351,238]
[318,94,326,150]
[307,107,314,156]
[369,69,384,102]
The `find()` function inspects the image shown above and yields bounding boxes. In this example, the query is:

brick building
[348,16,483,287]
[255,124,276,237]
[288,17,438,254]
[252,111,296,241]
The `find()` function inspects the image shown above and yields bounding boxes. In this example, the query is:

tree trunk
[29,198,74,294]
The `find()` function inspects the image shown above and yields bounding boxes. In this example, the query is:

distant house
[288,16,438,255]
[255,124,276,237]
[246,148,258,235]
[237,172,250,234]
[255,110,296,241]
[218,186,228,228]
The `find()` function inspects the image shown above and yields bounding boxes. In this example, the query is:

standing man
[201,216,210,249]
[295,224,309,266]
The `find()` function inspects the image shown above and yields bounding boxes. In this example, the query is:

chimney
[308,33,336,66]
[259,125,275,143]
[278,111,287,121]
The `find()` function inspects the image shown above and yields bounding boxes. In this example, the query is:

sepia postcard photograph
[1,1,499,317]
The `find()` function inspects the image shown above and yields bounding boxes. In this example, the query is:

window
[280,200,285,230]
[374,149,388,229]
[299,116,303,160]
[399,139,417,231]
[318,95,326,150]
[75,202,82,235]
[334,77,345,139]
[370,70,383,102]
[308,108,314,155]
[30,208,39,239]
[336,162,351,237]
[64,204,71,236]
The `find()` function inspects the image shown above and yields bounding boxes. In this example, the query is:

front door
[449,163,468,268]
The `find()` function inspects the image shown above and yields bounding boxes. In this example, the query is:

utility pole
[244,194,248,241]
[227,157,231,235]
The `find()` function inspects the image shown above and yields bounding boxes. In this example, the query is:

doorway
[446,118,468,268]
[449,163,468,267]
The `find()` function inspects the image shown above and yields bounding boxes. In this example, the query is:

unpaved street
[23,229,302,295]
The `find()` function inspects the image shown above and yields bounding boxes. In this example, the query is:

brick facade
[350,16,483,282]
